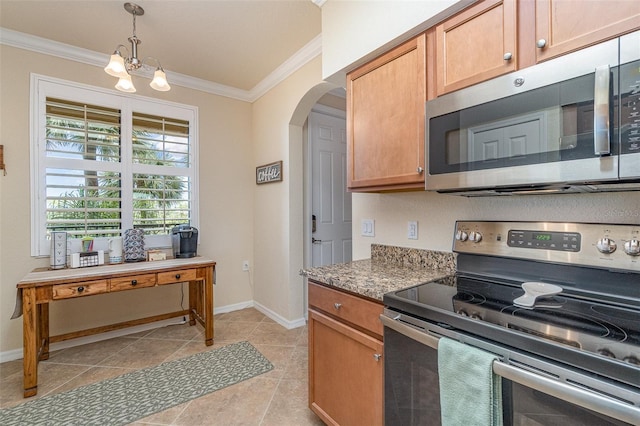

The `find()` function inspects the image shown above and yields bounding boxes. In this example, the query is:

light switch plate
[361,219,375,237]
[408,221,418,240]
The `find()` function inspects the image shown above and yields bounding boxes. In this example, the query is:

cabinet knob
[77,286,85,293]
[373,353,382,362]
[333,303,342,310]
[503,52,512,61]
[131,279,138,286]
[416,166,424,174]
[536,39,547,48]
[175,274,181,279]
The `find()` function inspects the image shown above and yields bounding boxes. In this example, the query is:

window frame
[30,74,199,257]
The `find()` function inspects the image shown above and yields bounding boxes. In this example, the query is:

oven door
[381,313,639,425]
[425,36,623,193]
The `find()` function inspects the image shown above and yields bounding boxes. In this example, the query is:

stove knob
[597,348,616,359]
[596,237,617,254]
[469,231,483,243]
[456,230,469,242]
[623,355,640,365]
[623,238,640,256]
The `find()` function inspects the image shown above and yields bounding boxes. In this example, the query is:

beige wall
[0,45,255,354]
[352,191,640,260]
[251,55,326,324]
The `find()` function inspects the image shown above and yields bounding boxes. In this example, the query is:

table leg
[188,281,197,326]
[204,266,214,346]
[38,303,50,360]
[22,287,38,397]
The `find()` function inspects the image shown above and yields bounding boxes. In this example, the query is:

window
[31,75,198,256]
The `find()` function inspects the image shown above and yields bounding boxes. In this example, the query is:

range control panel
[453,221,640,272]
[507,230,581,252]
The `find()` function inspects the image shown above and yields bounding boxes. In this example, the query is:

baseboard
[0,299,305,363]
[253,301,307,330]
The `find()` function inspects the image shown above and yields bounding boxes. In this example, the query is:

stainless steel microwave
[425,31,640,196]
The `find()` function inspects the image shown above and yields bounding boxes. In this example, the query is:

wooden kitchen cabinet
[434,0,517,96]
[347,33,426,191]
[308,281,384,426]
[432,0,640,95]
[533,0,640,63]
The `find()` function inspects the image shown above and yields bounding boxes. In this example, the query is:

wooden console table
[16,257,215,397]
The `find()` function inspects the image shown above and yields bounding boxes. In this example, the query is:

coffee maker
[171,225,198,258]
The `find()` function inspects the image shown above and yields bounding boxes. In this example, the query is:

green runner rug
[0,341,273,425]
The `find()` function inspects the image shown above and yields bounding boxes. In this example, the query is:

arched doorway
[289,82,348,317]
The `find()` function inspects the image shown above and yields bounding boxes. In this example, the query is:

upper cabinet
[534,0,640,63]
[434,0,517,97]
[432,0,640,96]
[347,34,426,191]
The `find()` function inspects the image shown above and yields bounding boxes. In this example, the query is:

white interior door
[309,110,352,267]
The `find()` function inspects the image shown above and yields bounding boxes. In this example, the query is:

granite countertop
[300,244,456,301]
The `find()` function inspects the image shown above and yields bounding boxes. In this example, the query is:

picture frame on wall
[256,161,283,184]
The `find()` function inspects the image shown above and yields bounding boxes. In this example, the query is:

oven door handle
[380,314,640,425]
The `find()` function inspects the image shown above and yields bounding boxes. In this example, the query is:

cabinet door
[535,0,640,62]
[309,309,383,426]
[435,0,517,96]
[347,34,426,191]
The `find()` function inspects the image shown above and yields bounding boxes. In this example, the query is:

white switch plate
[361,219,375,237]
[408,221,418,240]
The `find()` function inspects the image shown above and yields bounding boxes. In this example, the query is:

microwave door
[619,32,640,179]
[425,37,622,192]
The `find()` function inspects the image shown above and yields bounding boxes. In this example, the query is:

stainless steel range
[382,221,640,425]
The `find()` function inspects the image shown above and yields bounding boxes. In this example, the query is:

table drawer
[308,281,384,337]
[157,268,196,285]
[110,273,156,292]
[52,280,109,300]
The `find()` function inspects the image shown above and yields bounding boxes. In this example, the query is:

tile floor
[0,308,325,426]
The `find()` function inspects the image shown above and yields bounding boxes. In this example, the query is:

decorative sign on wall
[256,161,283,184]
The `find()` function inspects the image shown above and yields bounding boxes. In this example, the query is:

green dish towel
[438,337,503,426]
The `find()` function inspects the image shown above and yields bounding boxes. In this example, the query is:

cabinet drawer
[308,281,384,337]
[110,273,156,292]
[157,268,196,285]
[52,280,109,300]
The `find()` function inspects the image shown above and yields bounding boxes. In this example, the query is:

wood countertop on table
[300,244,456,301]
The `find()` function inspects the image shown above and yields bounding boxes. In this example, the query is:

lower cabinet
[308,282,383,426]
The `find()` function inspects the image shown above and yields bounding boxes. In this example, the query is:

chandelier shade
[104,52,128,78]
[115,73,136,93]
[104,3,171,92]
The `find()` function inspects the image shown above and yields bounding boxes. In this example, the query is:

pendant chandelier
[104,2,170,93]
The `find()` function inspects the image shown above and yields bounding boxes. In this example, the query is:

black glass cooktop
[387,276,640,367]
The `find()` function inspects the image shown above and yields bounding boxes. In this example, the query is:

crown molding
[0,27,322,103]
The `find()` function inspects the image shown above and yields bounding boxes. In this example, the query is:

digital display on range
[533,233,552,241]
[508,230,581,252]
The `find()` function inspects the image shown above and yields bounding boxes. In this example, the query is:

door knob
[536,39,547,48]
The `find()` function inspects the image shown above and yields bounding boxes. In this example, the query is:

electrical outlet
[408,221,418,240]
[361,219,375,237]
[242,260,250,271]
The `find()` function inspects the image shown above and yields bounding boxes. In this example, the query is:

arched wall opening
[287,81,344,320]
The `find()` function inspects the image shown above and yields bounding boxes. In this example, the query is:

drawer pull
[373,353,382,362]
[334,303,342,310]
[77,286,85,293]
[175,274,181,279]
[131,279,138,286]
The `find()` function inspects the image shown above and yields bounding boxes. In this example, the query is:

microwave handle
[593,65,611,155]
